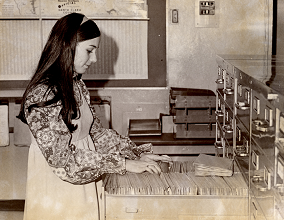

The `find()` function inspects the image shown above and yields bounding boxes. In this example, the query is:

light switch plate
[171,9,179,23]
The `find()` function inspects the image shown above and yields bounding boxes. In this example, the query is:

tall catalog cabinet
[215,54,284,220]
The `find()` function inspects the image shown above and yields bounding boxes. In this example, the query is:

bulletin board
[0,0,166,89]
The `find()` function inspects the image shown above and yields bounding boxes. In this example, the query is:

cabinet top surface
[217,54,284,96]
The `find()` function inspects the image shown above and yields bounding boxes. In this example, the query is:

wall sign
[0,0,148,19]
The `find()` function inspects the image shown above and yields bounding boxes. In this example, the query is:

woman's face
[74,36,100,74]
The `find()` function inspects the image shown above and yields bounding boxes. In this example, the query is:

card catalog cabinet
[216,54,284,220]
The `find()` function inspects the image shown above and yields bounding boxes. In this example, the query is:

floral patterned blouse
[24,79,153,185]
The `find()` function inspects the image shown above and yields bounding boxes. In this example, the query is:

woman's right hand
[125,159,161,175]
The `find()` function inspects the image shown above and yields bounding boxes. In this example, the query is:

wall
[167,0,272,92]
[277,0,284,55]
[98,0,273,134]
[0,0,273,203]
[90,88,169,135]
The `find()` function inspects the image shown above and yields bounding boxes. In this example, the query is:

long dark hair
[17,13,101,133]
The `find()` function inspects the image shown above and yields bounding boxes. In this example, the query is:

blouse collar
[73,73,82,81]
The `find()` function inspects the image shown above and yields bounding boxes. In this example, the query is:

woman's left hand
[140,153,172,163]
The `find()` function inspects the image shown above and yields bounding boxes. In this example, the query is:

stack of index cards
[194,154,233,177]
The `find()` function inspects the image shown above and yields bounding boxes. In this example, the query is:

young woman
[18,13,171,220]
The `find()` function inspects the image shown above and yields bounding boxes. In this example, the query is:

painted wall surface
[167,0,272,92]
[277,0,284,55]
[0,145,28,199]
[92,88,170,135]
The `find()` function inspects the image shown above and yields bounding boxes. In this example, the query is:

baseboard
[0,200,25,211]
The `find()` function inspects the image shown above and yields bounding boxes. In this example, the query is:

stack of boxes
[169,87,216,138]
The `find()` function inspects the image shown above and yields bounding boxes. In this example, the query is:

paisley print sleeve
[89,127,153,160]
[24,84,126,184]
[76,79,154,159]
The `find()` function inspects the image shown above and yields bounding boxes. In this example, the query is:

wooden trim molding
[0,200,25,211]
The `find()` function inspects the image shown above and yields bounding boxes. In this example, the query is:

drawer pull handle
[222,125,233,133]
[235,145,248,157]
[252,119,270,132]
[125,208,138,213]
[223,88,234,95]
[235,102,250,110]
[215,79,224,84]
[215,110,224,117]
[214,142,223,149]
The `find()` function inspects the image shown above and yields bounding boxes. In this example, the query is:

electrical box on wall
[195,0,219,28]
[200,1,215,15]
